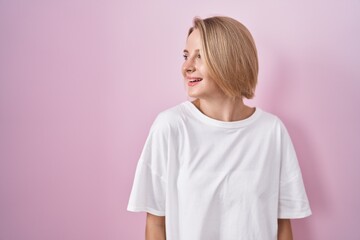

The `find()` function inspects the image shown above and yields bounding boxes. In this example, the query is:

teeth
[190,79,202,82]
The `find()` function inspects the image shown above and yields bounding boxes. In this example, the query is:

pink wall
[1,1,359,239]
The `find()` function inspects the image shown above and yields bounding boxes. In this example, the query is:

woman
[127,16,312,240]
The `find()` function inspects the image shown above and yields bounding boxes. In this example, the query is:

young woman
[127,16,312,240]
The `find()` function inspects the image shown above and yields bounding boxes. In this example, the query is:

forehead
[185,29,202,50]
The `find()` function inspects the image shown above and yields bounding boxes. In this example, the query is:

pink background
[1,1,359,239]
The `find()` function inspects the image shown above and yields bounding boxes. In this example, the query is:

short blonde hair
[188,16,258,99]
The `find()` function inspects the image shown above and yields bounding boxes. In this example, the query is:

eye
[197,54,201,59]
[183,54,188,60]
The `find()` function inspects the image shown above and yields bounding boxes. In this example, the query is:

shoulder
[150,101,186,132]
[256,108,283,128]
[254,108,291,137]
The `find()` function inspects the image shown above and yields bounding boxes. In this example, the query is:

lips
[186,76,202,83]
[187,77,202,87]
[190,78,202,82]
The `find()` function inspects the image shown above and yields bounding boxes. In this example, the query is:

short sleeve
[127,115,169,216]
[278,120,312,219]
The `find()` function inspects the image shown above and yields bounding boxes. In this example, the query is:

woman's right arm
[146,213,166,240]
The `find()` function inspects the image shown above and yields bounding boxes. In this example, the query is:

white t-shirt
[127,100,312,240]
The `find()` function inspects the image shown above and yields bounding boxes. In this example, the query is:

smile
[189,78,203,82]
[188,78,202,87]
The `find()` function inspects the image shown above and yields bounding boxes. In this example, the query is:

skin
[146,213,166,240]
[278,219,293,240]
[146,28,293,239]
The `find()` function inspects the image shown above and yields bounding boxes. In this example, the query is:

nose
[183,58,196,73]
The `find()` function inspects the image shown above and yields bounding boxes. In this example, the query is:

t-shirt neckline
[183,100,262,128]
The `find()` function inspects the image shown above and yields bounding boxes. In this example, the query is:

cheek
[199,65,211,79]
[199,64,209,77]
[201,71,218,87]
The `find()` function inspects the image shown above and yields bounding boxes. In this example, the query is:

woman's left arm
[278,219,293,240]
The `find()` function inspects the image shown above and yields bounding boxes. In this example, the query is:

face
[182,29,224,100]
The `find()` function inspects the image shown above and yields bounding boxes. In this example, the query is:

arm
[278,219,293,240]
[146,213,166,240]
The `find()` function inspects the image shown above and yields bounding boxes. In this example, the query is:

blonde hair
[188,16,258,99]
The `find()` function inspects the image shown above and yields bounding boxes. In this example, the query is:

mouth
[188,78,203,83]
[187,77,203,87]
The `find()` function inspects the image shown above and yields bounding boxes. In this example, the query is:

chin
[187,92,202,99]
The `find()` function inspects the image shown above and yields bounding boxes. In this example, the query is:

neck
[192,97,255,122]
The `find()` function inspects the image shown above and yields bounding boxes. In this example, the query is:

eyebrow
[183,49,200,53]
